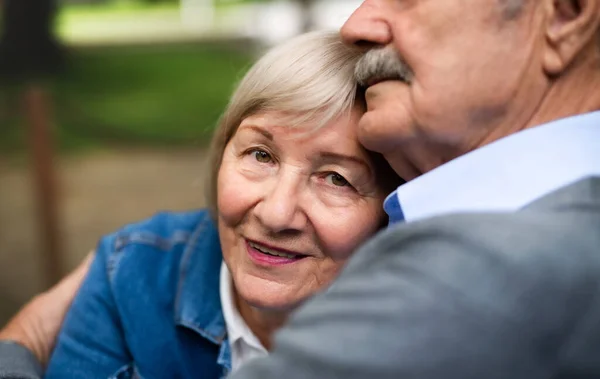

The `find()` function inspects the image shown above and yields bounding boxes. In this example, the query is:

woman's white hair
[206,30,363,215]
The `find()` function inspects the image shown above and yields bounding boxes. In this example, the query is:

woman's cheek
[217,165,248,222]
[217,169,268,225]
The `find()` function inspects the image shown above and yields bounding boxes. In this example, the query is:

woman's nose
[341,0,392,48]
[253,177,307,233]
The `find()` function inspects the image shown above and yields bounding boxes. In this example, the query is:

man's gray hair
[499,0,600,49]
[499,0,526,20]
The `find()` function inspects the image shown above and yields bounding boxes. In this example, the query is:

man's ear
[542,0,600,75]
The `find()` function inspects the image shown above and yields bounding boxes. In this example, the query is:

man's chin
[357,115,410,154]
[363,78,408,90]
[384,151,423,181]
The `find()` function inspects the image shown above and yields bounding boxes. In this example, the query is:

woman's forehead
[233,110,372,168]
[239,107,362,133]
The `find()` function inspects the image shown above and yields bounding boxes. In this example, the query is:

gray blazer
[231,177,600,379]
[0,342,42,379]
[2,177,600,378]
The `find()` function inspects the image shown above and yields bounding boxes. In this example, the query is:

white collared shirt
[384,111,600,223]
[219,262,268,373]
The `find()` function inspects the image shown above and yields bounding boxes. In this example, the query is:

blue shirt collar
[174,212,227,345]
[384,111,600,223]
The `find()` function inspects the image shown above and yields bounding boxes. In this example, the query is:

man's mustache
[355,46,414,87]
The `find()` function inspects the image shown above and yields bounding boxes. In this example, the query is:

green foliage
[0,45,254,153]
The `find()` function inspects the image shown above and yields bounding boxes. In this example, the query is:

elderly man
[2,0,600,378]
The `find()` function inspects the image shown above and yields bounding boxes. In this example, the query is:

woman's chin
[235,276,308,312]
[243,296,299,312]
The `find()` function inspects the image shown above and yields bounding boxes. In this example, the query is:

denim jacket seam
[104,229,193,283]
[173,212,225,344]
[108,361,146,379]
[108,362,133,379]
[113,230,192,252]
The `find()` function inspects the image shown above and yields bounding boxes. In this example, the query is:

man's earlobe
[543,0,600,75]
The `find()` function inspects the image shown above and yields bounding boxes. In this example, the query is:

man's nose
[253,177,307,233]
[341,0,392,48]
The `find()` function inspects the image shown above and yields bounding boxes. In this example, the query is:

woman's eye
[250,149,272,163]
[326,173,350,187]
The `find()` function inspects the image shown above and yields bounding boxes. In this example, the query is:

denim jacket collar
[174,212,227,346]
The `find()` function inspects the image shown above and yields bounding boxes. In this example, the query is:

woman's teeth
[249,242,298,259]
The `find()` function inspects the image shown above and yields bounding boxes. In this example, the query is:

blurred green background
[1,0,258,154]
[1,45,253,152]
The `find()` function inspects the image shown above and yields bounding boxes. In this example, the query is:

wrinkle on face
[217,107,388,314]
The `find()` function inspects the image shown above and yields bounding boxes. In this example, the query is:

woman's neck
[234,292,289,350]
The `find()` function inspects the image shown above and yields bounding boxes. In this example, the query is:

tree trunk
[1,0,64,288]
[0,0,64,82]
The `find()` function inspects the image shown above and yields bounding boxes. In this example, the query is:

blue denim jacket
[45,209,232,379]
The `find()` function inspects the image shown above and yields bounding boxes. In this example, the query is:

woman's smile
[217,108,390,311]
[245,239,310,266]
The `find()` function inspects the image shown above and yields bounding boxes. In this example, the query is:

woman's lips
[245,240,307,266]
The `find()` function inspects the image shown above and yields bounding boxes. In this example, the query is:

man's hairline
[499,0,526,20]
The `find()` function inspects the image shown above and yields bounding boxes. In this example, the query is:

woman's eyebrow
[318,152,371,171]
[238,125,273,140]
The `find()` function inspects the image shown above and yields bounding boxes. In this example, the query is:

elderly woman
[44,31,400,379]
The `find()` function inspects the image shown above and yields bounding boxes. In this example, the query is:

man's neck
[524,59,600,131]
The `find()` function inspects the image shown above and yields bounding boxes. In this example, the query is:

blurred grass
[0,45,254,153]
[56,0,262,41]
[56,2,181,44]
[0,0,261,154]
